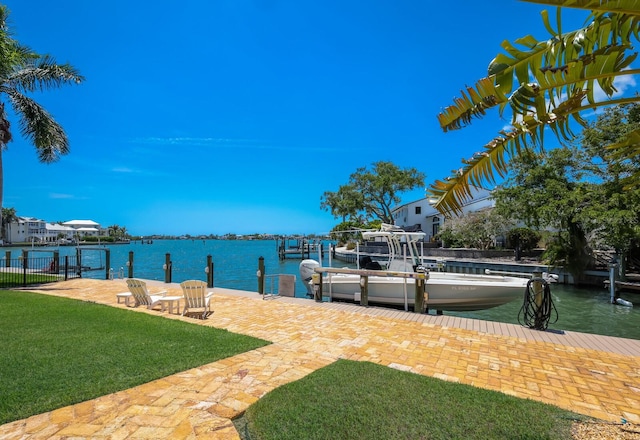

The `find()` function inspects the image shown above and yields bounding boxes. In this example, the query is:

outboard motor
[299,259,320,297]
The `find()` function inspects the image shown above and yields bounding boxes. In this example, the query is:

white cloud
[49,193,75,199]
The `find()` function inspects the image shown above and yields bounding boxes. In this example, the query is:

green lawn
[0,272,61,287]
[0,290,269,425]
[240,359,588,440]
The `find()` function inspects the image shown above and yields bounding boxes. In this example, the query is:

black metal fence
[0,255,83,288]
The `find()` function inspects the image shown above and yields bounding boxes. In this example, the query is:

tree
[493,105,640,278]
[1,205,16,242]
[320,184,364,223]
[579,104,640,274]
[0,6,83,228]
[492,147,595,276]
[321,161,425,224]
[329,219,381,245]
[108,224,129,240]
[429,1,640,215]
[436,210,512,250]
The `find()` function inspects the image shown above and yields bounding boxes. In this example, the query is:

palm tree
[0,6,83,227]
[108,224,129,240]
[1,205,16,242]
[430,0,640,215]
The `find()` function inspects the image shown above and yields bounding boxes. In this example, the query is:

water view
[16,239,639,340]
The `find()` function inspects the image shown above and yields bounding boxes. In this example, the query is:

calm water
[27,239,640,340]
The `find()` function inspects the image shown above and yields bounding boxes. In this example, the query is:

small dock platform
[604,279,640,292]
[277,236,324,260]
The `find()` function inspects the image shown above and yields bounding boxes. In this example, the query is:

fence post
[127,251,134,278]
[53,250,59,274]
[22,249,28,287]
[257,256,265,294]
[76,247,81,277]
[5,251,10,267]
[64,256,69,281]
[206,255,214,288]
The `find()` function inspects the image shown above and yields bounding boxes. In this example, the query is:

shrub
[507,228,540,251]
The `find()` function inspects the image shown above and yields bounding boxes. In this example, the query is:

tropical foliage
[436,210,512,250]
[328,219,381,245]
[107,224,129,240]
[321,161,425,224]
[429,0,640,215]
[1,205,15,241]
[0,5,83,227]
[492,104,640,277]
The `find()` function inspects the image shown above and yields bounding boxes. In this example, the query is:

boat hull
[322,272,528,311]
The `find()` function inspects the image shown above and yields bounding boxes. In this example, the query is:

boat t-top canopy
[362,223,426,243]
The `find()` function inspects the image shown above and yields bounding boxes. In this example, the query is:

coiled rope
[518,277,558,331]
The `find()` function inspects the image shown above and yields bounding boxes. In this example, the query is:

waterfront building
[4,218,103,244]
[61,220,102,238]
[391,188,494,242]
[5,217,76,244]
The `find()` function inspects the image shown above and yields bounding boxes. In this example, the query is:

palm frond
[8,55,84,93]
[438,10,638,132]
[428,124,543,216]
[6,90,69,162]
[431,92,640,214]
[521,0,640,16]
[437,78,508,132]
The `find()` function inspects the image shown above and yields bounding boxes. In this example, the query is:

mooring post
[257,256,265,294]
[127,251,134,278]
[414,270,425,313]
[104,249,110,280]
[206,255,214,288]
[607,258,618,303]
[312,272,323,302]
[533,270,543,328]
[360,275,369,307]
[164,253,172,283]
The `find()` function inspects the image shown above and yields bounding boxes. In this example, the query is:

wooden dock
[276,236,324,260]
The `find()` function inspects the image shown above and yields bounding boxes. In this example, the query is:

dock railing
[262,274,297,300]
[313,267,428,312]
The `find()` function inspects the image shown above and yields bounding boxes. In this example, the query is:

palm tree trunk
[0,149,4,243]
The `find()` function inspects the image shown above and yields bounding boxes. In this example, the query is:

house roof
[62,220,100,226]
[46,223,74,232]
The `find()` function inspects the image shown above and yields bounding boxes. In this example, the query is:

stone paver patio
[1,278,639,439]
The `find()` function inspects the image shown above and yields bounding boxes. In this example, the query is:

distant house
[391,188,494,242]
[5,217,76,244]
[46,222,76,242]
[62,220,102,238]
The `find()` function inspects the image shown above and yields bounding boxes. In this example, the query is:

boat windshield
[362,227,425,271]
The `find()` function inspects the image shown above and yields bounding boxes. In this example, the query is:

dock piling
[257,257,265,294]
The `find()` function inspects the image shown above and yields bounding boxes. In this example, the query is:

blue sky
[1,1,609,236]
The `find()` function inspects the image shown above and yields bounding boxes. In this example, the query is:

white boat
[300,224,529,312]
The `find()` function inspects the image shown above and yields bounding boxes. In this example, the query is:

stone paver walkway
[1,278,639,439]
